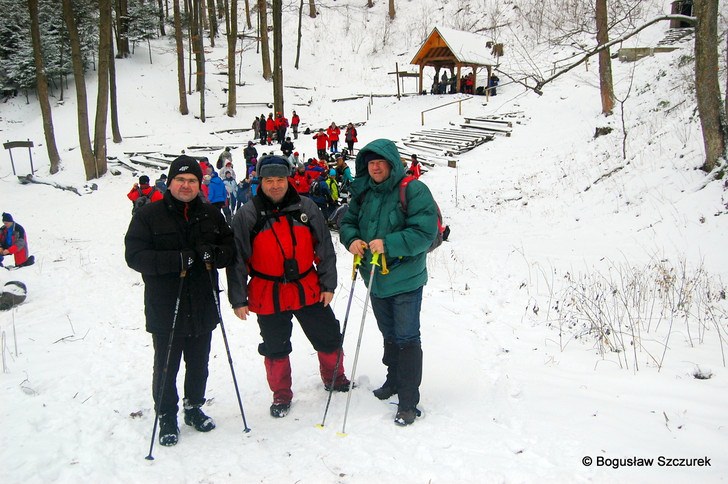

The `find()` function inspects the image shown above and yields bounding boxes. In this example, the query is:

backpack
[309,179,325,198]
[132,186,156,215]
[398,176,449,252]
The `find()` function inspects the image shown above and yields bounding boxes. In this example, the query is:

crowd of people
[430,70,499,96]
[124,115,440,449]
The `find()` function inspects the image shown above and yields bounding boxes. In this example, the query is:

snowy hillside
[1,1,727,482]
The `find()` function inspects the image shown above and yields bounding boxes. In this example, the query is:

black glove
[196,244,216,265]
[180,250,195,271]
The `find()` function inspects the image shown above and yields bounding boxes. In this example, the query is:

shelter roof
[410,26,498,67]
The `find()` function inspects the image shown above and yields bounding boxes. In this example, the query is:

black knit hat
[167,155,203,185]
[362,150,385,165]
[2,212,12,223]
[139,175,150,185]
[256,155,290,178]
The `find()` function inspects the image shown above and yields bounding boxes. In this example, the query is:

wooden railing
[420,96,473,126]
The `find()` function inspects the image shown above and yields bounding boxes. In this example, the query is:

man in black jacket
[125,155,236,447]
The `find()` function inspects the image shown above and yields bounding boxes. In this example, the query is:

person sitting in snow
[0,213,34,268]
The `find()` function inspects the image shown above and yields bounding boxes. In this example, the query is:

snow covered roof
[410,26,499,68]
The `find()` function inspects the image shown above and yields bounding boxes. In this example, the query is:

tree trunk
[259,0,272,80]
[115,0,130,57]
[388,0,395,20]
[272,0,283,115]
[192,0,204,91]
[595,0,614,115]
[308,0,316,18]
[62,0,95,177]
[244,0,251,29]
[366,0,373,8]
[295,0,303,69]
[28,0,61,174]
[207,0,217,46]
[173,0,189,114]
[198,0,206,122]
[694,0,726,172]
[109,33,122,143]
[227,0,237,117]
[157,0,166,36]
[93,0,112,179]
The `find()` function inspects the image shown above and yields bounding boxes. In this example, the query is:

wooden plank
[459,124,512,136]
[464,117,513,127]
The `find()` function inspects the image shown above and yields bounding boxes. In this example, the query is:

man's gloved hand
[196,244,216,265]
[180,250,195,271]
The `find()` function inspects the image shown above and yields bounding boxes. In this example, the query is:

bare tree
[28,0,61,174]
[93,0,112,179]
[595,0,614,115]
[197,0,206,121]
[62,0,95,176]
[227,0,238,117]
[244,0,252,29]
[389,0,395,20]
[109,34,122,143]
[308,0,316,18]
[206,0,217,46]
[694,0,726,172]
[115,0,130,57]
[157,0,166,36]
[272,0,283,115]
[192,0,204,91]
[174,0,189,114]
[259,0,272,80]
[295,0,303,69]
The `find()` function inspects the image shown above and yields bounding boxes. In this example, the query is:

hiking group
[124,134,444,448]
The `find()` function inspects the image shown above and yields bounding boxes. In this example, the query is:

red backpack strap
[399,175,417,213]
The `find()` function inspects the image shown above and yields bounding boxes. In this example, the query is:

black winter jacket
[125,191,235,336]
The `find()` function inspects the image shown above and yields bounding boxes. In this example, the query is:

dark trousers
[256,302,342,358]
[152,332,212,415]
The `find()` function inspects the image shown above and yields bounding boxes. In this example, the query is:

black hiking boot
[270,402,291,418]
[373,383,397,400]
[394,407,421,426]
[158,413,179,446]
[324,376,353,392]
[183,403,216,432]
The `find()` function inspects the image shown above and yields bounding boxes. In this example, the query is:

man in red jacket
[127,175,164,213]
[0,213,33,268]
[313,128,328,160]
[226,156,350,418]
[291,110,300,139]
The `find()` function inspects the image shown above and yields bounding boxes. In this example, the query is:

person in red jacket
[127,175,164,207]
[0,213,33,268]
[265,113,276,145]
[326,122,341,154]
[291,110,300,139]
[226,156,350,418]
[407,154,422,179]
[276,112,289,143]
[313,128,328,159]
[290,165,311,196]
[344,122,358,153]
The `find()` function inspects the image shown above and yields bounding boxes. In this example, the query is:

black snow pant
[152,332,212,415]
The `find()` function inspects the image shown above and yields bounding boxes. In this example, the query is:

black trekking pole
[338,252,381,437]
[204,256,251,433]
[145,268,187,461]
[316,254,362,429]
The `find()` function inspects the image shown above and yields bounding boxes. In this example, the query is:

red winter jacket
[0,222,29,266]
[226,188,337,315]
[266,118,276,132]
[313,132,328,150]
[291,114,300,126]
[127,184,164,203]
[327,126,340,143]
[290,173,311,195]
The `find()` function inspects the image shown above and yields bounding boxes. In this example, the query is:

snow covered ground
[1,1,727,482]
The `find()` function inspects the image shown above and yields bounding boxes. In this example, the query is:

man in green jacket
[339,139,439,426]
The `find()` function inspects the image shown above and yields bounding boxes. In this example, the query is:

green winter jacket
[339,139,438,298]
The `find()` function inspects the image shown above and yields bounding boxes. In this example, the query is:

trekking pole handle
[380,254,389,275]
[371,252,380,267]
[351,254,362,279]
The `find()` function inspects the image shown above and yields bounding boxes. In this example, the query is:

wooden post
[395,62,401,100]
[3,140,34,175]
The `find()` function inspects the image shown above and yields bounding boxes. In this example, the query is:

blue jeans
[370,287,423,346]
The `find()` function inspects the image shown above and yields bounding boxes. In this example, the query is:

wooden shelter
[410,26,499,95]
